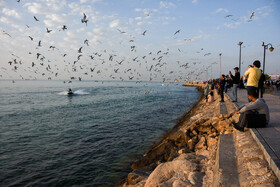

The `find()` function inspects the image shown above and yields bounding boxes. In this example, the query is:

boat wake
[58,89,90,96]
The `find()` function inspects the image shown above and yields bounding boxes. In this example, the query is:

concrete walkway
[226,88,280,180]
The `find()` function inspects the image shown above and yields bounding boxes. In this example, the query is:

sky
[0,0,279,81]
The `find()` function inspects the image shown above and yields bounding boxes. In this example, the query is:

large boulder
[212,120,229,134]
[144,154,199,187]
[206,137,217,147]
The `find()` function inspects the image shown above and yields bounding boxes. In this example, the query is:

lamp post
[238,41,243,74]
[219,53,222,78]
[262,42,274,74]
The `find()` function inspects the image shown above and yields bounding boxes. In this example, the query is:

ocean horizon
[0,80,200,186]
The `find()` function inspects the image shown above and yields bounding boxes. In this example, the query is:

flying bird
[78,47,82,53]
[225,15,233,18]
[3,31,11,37]
[28,36,33,40]
[174,30,180,35]
[62,25,67,30]
[81,13,88,26]
[250,12,255,19]
[117,29,126,34]
[84,39,89,46]
[38,40,41,47]
[46,28,52,33]
[142,30,147,36]
[33,16,39,21]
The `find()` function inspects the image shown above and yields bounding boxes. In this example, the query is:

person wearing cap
[244,60,262,101]
[229,67,240,102]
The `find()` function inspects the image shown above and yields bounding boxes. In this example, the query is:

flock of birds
[1,1,257,83]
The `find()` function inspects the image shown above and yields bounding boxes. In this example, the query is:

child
[208,91,214,103]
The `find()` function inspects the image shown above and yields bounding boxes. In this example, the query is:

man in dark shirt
[219,74,226,102]
[229,67,240,102]
[257,70,265,98]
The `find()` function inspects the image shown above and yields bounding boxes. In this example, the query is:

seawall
[117,83,235,186]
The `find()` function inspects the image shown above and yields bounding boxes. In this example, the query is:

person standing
[204,82,209,102]
[244,60,262,101]
[229,67,240,102]
[257,70,265,98]
[219,75,226,102]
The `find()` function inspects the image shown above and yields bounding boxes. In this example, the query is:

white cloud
[159,1,175,9]
[109,19,120,28]
[0,0,5,6]
[43,14,68,28]
[192,0,198,4]
[215,8,229,14]
[80,0,101,3]
[2,8,21,19]
[0,16,11,24]
[224,22,241,29]
[23,1,66,15]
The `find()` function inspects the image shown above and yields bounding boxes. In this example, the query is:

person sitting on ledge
[207,91,214,103]
[233,90,270,131]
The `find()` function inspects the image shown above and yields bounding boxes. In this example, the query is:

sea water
[0,80,200,186]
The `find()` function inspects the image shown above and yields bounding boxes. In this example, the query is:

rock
[178,148,188,154]
[195,149,210,158]
[144,154,198,187]
[194,136,206,151]
[197,121,212,134]
[212,120,229,133]
[206,137,217,147]
[167,130,185,143]
[127,170,150,185]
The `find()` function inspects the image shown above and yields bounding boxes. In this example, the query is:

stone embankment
[119,84,280,187]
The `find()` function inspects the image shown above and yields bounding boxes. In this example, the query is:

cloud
[215,8,229,14]
[109,19,120,28]
[80,0,101,3]
[2,8,21,19]
[23,1,66,15]
[43,14,68,28]
[224,21,241,29]
[0,16,11,24]
[192,0,198,4]
[0,0,6,6]
[159,1,175,9]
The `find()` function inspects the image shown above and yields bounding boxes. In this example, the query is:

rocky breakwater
[120,87,238,187]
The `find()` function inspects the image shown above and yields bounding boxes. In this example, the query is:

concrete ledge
[214,134,240,187]
[225,92,280,182]
[249,128,280,181]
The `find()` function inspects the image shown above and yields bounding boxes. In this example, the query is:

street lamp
[262,42,274,74]
[238,41,243,74]
[219,53,222,78]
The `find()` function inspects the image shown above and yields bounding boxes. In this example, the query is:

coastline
[118,83,233,186]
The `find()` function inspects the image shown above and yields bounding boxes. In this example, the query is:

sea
[0,80,200,186]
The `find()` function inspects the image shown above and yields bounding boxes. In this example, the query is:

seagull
[33,16,39,21]
[38,40,41,47]
[49,46,56,50]
[36,53,41,59]
[84,39,89,46]
[28,36,33,41]
[250,12,255,19]
[25,24,30,28]
[81,13,88,26]
[225,15,233,18]
[117,29,126,34]
[3,31,11,37]
[32,62,35,67]
[77,55,82,60]
[78,47,82,53]
[142,30,147,36]
[46,28,52,33]
[174,29,180,35]
[62,25,67,31]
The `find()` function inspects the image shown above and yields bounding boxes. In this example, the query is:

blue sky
[0,0,279,81]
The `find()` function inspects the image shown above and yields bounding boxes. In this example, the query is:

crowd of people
[203,60,272,132]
